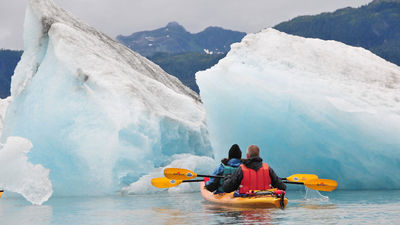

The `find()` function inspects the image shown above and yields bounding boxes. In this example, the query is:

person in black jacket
[222,145,286,193]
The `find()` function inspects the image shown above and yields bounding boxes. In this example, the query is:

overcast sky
[1,0,372,50]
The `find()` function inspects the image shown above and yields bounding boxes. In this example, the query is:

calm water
[1,190,400,224]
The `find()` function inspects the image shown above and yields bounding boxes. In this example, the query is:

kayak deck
[200,182,288,209]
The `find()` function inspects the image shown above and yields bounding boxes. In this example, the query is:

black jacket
[222,156,286,193]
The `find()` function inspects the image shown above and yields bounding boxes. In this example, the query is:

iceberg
[0,136,52,205]
[197,28,400,189]
[0,97,10,136]
[0,0,212,202]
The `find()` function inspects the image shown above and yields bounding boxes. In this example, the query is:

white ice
[197,28,400,189]
[0,137,52,205]
[0,0,212,203]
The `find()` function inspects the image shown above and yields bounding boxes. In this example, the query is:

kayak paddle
[282,174,337,191]
[282,174,318,182]
[285,179,338,192]
[163,168,337,191]
[151,177,203,188]
[152,176,337,191]
[165,168,318,182]
[164,168,223,180]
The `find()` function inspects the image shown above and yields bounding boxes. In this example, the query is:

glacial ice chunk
[1,0,212,198]
[0,98,11,137]
[196,28,400,189]
[0,137,52,205]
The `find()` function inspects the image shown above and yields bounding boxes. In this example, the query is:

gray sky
[1,0,372,50]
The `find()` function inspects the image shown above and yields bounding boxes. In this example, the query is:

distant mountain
[117,22,245,93]
[0,49,23,98]
[274,0,400,66]
[147,52,226,93]
[117,22,246,57]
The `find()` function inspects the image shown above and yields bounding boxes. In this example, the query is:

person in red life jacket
[204,144,242,193]
[222,145,286,194]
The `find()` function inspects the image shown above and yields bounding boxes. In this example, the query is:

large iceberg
[197,29,400,189]
[0,0,212,202]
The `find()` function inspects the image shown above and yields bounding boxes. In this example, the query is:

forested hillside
[275,0,400,66]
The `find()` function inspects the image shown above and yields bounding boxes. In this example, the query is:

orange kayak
[200,182,288,209]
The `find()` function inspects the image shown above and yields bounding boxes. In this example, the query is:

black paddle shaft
[197,174,224,179]
[195,176,303,183]
[195,176,305,183]
[182,180,204,183]
[282,181,304,185]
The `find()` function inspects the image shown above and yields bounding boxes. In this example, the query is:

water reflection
[290,197,337,210]
[298,202,337,210]
[152,207,189,225]
[282,199,340,224]
[0,198,52,225]
[203,203,275,225]
[0,190,399,224]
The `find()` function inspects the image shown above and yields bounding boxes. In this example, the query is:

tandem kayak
[200,182,288,209]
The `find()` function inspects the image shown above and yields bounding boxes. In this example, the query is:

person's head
[246,145,260,159]
[228,144,242,159]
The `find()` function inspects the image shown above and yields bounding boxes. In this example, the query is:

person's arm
[205,165,224,192]
[205,174,221,192]
[222,167,243,193]
[269,167,286,190]
[205,165,223,186]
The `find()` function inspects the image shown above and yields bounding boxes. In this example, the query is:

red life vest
[239,163,271,194]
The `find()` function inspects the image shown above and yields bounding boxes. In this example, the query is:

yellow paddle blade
[0,190,3,198]
[286,174,319,182]
[304,179,338,192]
[151,177,182,188]
[164,168,197,180]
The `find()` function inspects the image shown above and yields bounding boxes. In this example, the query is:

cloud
[0,0,26,49]
[0,0,372,50]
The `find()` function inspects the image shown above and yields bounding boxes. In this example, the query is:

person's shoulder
[217,164,225,172]
[221,158,229,165]
[228,158,242,167]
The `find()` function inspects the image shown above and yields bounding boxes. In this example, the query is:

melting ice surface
[197,28,400,190]
[0,137,52,205]
[0,0,212,204]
